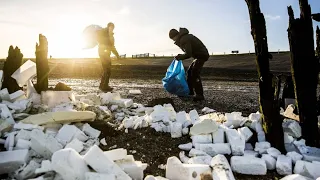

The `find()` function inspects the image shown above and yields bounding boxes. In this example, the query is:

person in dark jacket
[169,28,209,101]
[97,22,120,92]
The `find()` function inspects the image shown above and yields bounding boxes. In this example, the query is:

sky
[0,0,319,58]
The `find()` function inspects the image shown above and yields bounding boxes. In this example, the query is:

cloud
[118,7,130,15]
[265,15,281,20]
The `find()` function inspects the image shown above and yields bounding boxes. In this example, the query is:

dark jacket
[174,28,209,60]
[97,28,119,58]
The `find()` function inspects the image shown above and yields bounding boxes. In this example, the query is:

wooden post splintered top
[36,34,48,53]
[312,13,320,22]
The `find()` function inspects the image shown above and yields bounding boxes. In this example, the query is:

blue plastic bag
[162,59,190,96]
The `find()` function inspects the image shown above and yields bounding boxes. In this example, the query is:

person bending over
[169,28,209,101]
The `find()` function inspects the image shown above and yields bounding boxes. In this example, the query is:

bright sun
[46,16,95,58]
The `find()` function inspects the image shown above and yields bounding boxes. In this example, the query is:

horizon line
[0,51,291,60]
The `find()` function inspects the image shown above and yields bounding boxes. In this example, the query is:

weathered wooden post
[245,0,284,151]
[316,26,320,58]
[35,34,49,93]
[312,13,320,22]
[2,46,23,93]
[287,0,320,146]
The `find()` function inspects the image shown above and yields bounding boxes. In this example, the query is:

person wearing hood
[97,22,120,92]
[169,28,209,101]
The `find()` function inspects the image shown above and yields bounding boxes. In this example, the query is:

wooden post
[312,13,320,22]
[35,34,49,93]
[316,26,320,58]
[2,46,23,93]
[287,0,320,146]
[245,0,285,151]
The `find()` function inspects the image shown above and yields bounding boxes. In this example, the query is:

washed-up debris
[284,105,300,121]
[179,151,190,163]
[52,148,90,180]
[282,119,302,138]
[188,155,212,165]
[11,60,36,88]
[0,149,29,175]
[244,150,259,157]
[129,90,142,95]
[104,148,127,161]
[286,151,303,164]
[165,156,211,180]
[201,107,216,114]
[0,104,15,125]
[189,119,218,136]
[84,145,132,179]
[211,154,235,180]
[178,142,192,151]
[1,87,320,180]
[225,129,245,156]
[100,138,107,146]
[231,156,267,175]
[238,127,253,142]
[41,91,75,108]
[15,160,40,180]
[10,90,27,102]
[21,111,96,125]
[294,160,320,179]
[85,172,115,180]
[224,112,247,128]
[267,147,282,159]
[213,128,225,143]
[276,155,293,175]
[191,134,212,146]
[262,154,276,170]
[189,148,209,157]
[199,143,231,156]
[145,175,169,180]
[281,174,312,180]
[35,160,52,174]
[0,119,12,135]
[255,141,271,154]
[0,88,11,101]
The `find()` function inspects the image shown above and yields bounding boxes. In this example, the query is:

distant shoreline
[0,51,291,61]
[0,51,291,82]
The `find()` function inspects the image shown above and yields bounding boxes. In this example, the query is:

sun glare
[46,15,95,58]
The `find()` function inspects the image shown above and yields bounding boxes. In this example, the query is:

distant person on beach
[97,22,120,92]
[169,28,209,101]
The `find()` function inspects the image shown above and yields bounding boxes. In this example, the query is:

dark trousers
[187,58,206,96]
[99,50,111,88]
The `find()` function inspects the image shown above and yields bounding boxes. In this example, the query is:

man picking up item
[169,28,209,102]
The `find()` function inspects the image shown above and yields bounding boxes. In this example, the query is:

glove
[174,54,183,61]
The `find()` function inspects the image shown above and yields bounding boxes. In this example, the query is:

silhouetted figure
[97,22,120,92]
[169,28,209,101]
[312,13,320,22]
